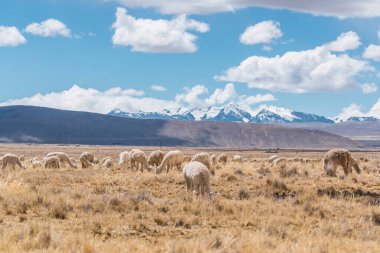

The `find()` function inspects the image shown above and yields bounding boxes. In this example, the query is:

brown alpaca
[323,149,360,177]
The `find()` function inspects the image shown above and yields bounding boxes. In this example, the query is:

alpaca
[268,155,279,164]
[102,158,113,169]
[130,150,148,172]
[118,151,130,169]
[148,150,165,170]
[0,154,24,169]
[80,152,95,169]
[233,155,243,163]
[218,154,228,165]
[183,161,212,200]
[323,149,360,177]
[44,156,60,169]
[47,152,77,169]
[191,152,213,173]
[157,150,184,173]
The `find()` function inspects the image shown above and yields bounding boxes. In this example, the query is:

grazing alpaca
[80,152,95,169]
[191,152,214,173]
[183,161,212,200]
[0,154,24,169]
[44,156,60,169]
[130,150,148,172]
[156,150,184,174]
[323,149,360,177]
[218,154,228,165]
[118,151,130,169]
[148,150,165,169]
[47,152,77,169]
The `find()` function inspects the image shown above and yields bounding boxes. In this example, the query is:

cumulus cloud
[216,32,370,93]
[151,85,167,91]
[369,98,380,117]
[0,26,26,47]
[112,7,209,53]
[115,0,380,18]
[0,85,164,114]
[0,84,276,115]
[175,85,209,107]
[241,93,276,106]
[25,19,71,37]
[205,83,237,106]
[262,45,272,51]
[361,83,378,94]
[363,44,380,61]
[335,98,380,121]
[240,20,282,46]
[333,104,366,122]
[323,31,361,52]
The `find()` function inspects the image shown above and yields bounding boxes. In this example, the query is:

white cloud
[262,45,272,51]
[335,99,380,121]
[240,20,282,45]
[205,83,237,106]
[175,85,208,107]
[0,85,176,114]
[242,93,276,105]
[361,83,378,94]
[333,104,366,122]
[151,85,167,91]
[323,31,361,52]
[0,26,26,47]
[115,0,380,18]
[25,19,71,37]
[112,7,209,53]
[369,98,380,117]
[0,84,276,115]
[363,44,380,61]
[216,32,370,93]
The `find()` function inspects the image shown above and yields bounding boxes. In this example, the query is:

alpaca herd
[0,148,367,199]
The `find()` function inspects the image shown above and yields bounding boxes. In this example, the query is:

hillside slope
[0,106,360,148]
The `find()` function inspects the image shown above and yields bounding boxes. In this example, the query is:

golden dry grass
[0,144,379,252]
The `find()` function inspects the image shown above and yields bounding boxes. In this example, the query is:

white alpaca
[211,154,218,165]
[130,150,148,172]
[0,154,24,169]
[80,152,95,169]
[32,160,43,169]
[272,157,287,167]
[148,150,165,169]
[233,155,243,163]
[323,149,360,177]
[183,161,212,200]
[102,158,113,169]
[118,151,130,169]
[47,152,77,169]
[218,154,228,165]
[44,156,60,169]
[19,155,25,162]
[268,155,279,164]
[191,152,213,172]
[157,150,184,173]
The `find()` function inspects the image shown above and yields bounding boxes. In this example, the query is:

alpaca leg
[193,183,200,200]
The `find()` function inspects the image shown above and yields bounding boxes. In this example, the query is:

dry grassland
[0,144,379,253]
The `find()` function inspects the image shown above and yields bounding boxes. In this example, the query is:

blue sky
[0,0,380,120]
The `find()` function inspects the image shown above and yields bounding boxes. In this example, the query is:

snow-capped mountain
[332,114,379,123]
[346,116,379,122]
[109,103,340,124]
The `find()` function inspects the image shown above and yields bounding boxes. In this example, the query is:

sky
[0,0,380,120]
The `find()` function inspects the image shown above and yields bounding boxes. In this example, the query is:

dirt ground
[0,144,379,253]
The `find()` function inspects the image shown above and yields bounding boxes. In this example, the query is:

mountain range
[109,103,379,124]
[0,105,362,148]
